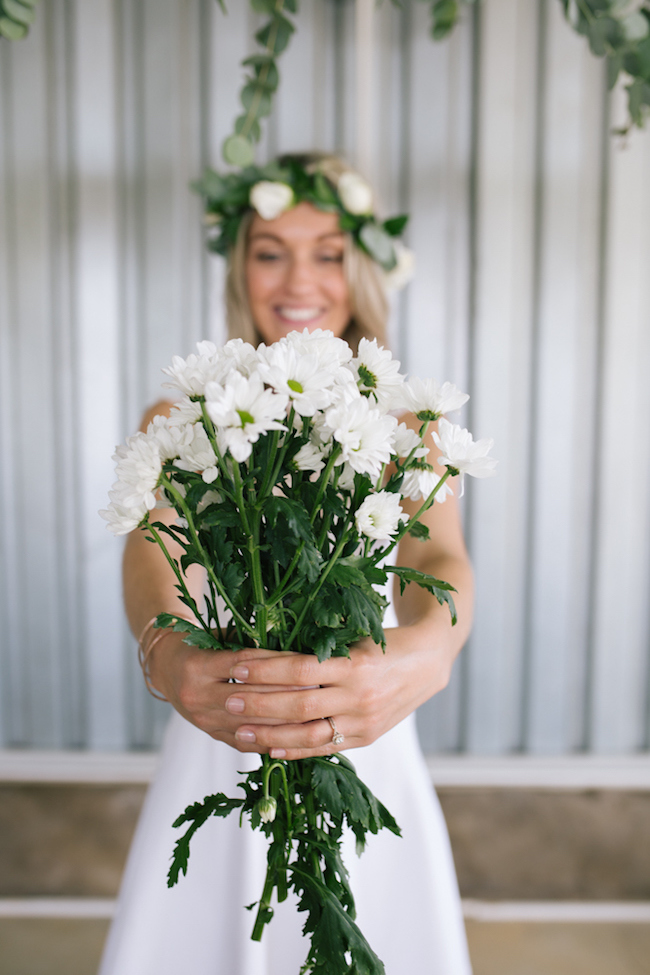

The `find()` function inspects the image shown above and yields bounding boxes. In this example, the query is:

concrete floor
[2,919,650,975]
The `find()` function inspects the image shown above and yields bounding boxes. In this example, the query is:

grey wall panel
[1,0,650,755]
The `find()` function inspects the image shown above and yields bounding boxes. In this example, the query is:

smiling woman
[98,152,474,975]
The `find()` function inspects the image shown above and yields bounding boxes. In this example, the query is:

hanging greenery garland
[2,0,649,136]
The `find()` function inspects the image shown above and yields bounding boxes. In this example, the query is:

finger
[224,685,346,724]
[235,716,358,756]
[228,651,352,688]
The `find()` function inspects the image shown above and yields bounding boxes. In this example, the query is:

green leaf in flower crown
[383,214,409,236]
[358,222,397,270]
[386,565,458,624]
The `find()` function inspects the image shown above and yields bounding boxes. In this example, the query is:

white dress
[99,600,472,975]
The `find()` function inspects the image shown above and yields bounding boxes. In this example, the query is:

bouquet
[101,329,495,975]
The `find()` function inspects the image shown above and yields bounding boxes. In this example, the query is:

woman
[99,154,474,975]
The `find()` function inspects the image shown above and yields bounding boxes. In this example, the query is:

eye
[253,250,283,262]
[317,251,344,264]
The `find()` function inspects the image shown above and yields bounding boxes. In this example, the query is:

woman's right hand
[147,632,306,753]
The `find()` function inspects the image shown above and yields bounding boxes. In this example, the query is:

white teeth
[278,307,322,322]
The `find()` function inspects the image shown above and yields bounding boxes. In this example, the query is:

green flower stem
[240,0,286,142]
[163,475,257,642]
[371,467,453,566]
[144,520,213,638]
[309,445,342,526]
[251,865,277,942]
[263,759,293,830]
[258,429,281,500]
[231,465,265,633]
[199,402,236,502]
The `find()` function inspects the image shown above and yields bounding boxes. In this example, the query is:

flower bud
[257,796,277,824]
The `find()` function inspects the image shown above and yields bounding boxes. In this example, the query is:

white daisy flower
[351,338,404,409]
[383,242,415,292]
[294,442,326,474]
[325,398,397,481]
[175,424,220,484]
[205,372,288,463]
[432,417,497,493]
[168,397,204,426]
[161,345,222,397]
[100,493,150,536]
[401,463,453,503]
[110,433,162,510]
[147,414,190,461]
[398,376,469,420]
[257,345,335,416]
[393,422,422,459]
[284,328,353,369]
[355,491,406,540]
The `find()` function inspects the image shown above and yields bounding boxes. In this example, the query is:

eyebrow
[248,231,346,244]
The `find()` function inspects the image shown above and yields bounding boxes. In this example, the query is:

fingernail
[226,696,245,714]
[230,665,249,681]
[269,748,286,759]
[235,728,256,743]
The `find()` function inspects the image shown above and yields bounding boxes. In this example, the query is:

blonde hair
[225,153,388,351]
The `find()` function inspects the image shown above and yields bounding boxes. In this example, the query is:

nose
[284,255,317,296]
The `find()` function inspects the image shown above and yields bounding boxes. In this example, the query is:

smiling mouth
[275,306,324,323]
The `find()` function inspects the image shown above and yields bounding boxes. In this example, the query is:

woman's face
[245,201,351,344]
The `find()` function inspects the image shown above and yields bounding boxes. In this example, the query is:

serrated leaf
[407,519,431,541]
[168,793,243,887]
[386,565,457,624]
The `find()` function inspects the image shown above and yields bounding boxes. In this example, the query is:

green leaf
[264,495,314,542]
[240,81,273,119]
[358,222,397,270]
[255,14,295,56]
[383,213,409,236]
[386,565,458,624]
[3,0,34,25]
[431,0,460,41]
[407,519,431,541]
[0,15,28,38]
[168,793,243,887]
[222,134,255,167]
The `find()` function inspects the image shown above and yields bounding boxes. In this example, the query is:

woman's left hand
[225,623,453,760]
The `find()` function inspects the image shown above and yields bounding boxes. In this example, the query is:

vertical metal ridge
[519,0,548,752]
[457,0,482,753]
[395,0,411,368]
[0,41,24,745]
[582,66,611,752]
[332,0,346,153]
[199,0,212,341]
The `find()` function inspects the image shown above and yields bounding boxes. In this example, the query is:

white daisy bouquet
[101,329,495,975]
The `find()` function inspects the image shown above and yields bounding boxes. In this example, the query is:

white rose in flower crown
[250,181,294,221]
[337,172,373,215]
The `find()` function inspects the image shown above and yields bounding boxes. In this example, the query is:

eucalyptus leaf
[222,134,255,168]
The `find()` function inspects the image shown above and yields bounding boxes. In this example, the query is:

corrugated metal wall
[1,0,649,754]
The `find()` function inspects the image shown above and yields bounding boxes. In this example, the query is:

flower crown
[193,155,415,289]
